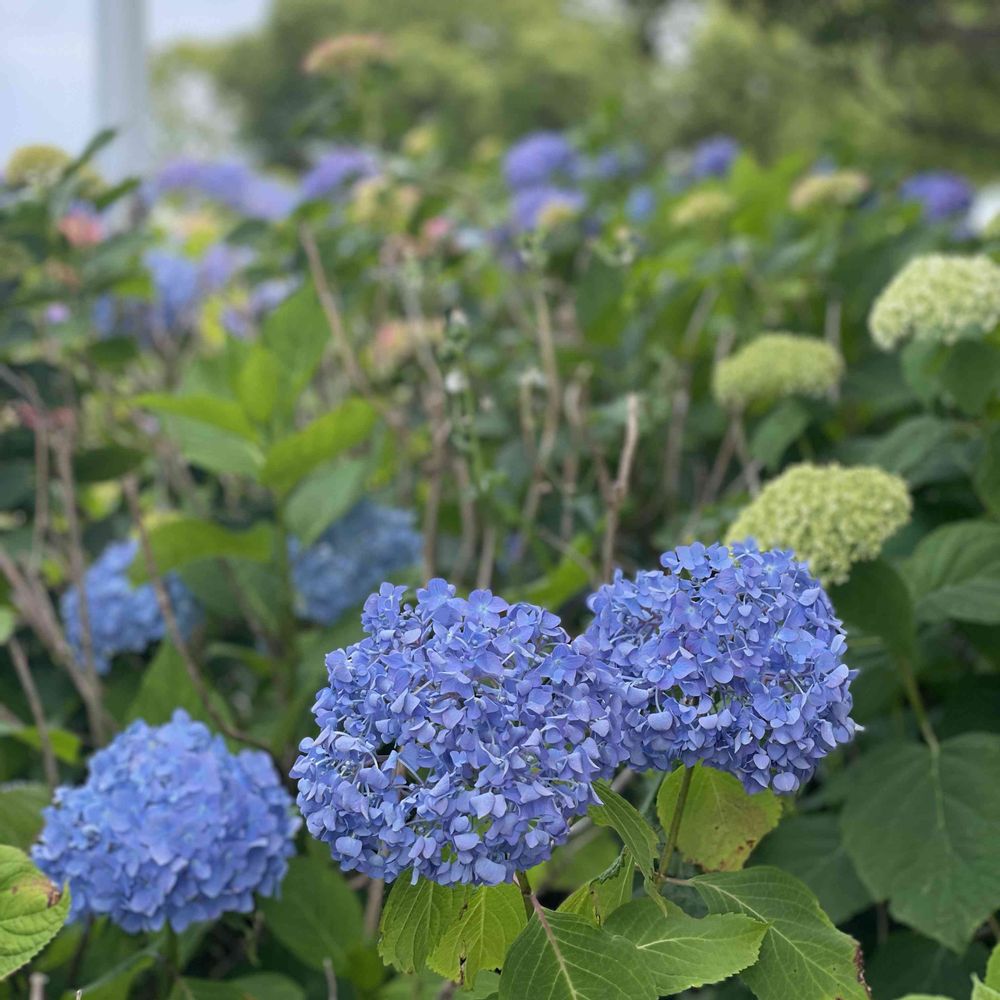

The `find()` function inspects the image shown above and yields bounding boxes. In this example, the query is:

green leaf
[0,724,80,764]
[498,908,658,1000]
[136,393,258,440]
[169,975,304,1000]
[576,256,627,347]
[656,764,781,872]
[283,458,367,546]
[260,285,329,400]
[237,345,280,425]
[379,876,469,974]
[157,414,264,477]
[973,977,1000,1000]
[906,521,1000,625]
[507,536,593,610]
[866,415,957,486]
[604,897,766,993]
[129,517,273,584]
[261,399,378,495]
[750,814,870,926]
[65,946,157,1000]
[749,399,811,471]
[938,340,1000,416]
[692,867,869,1000]
[828,558,915,656]
[986,941,1000,988]
[557,851,634,926]
[0,845,71,979]
[0,783,50,850]
[259,853,363,970]
[427,883,526,985]
[895,996,951,1000]
[588,780,658,881]
[73,446,145,483]
[841,734,1000,953]
[974,426,1000,517]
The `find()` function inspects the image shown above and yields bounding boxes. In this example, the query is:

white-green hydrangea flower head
[868,253,1000,351]
[790,170,869,212]
[4,144,73,188]
[726,463,912,585]
[712,333,844,411]
[671,190,735,228]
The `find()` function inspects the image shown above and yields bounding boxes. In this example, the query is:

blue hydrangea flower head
[503,131,579,191]
[292,580,626,885]
[511,186,585,231]
[60,540,200,674]
[584,541,856,793]
[32,710,298,932]
[900,171,973,222]
[289,501,421,626]
[144,249,202,331]
[626,185,656,222]
[301,147,378,201]
[691,135,740,179]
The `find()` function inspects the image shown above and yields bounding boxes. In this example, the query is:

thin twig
[323,958,338,1000]
[28,972,48,1000]
[363,878,385,938]
[476,522,497,590]
[601,394,641,581]
[514,870,534,921]
[9,636,59,789]
[658,766,693,880]
[729,414,761,496]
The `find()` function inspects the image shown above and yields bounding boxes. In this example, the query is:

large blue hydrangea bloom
[32,711,298,932]
[289,501,421,626]
[900,170,973,222]
[691,135,740,180]
[292,580,625,885]
[301,147,377,201]
[60,540,200,674]
[584,541,856,793]
[503,131,579,191]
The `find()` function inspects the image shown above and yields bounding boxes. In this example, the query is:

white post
[94,0,150,181]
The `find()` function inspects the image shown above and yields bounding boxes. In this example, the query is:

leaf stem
[658,766,693,880]
[514,870,534,921]
[898,656,939,754]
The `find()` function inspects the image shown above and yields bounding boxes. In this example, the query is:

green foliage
[378,877,469,974]
[588,779,658,882]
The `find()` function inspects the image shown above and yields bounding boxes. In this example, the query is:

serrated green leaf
[129,517,273,584]
[842,735,1000,953]
[498,908,657,1000]
[260,854,363,970]
[973,977,1000,1000]
[0,845,71,979]
[557,851,635,926]
[379,876,469,974]
[750,813,870,926]
[657,764,781,872]
[588,780,657,881]
[604,897,766,993]
[0,783,50,850]
[283,458,367,546]
[427,883,526,985]
[692,866,869,1000]
[237,345,280,425]
[136,392,258,441]
[828,558,915,657]
[158,415,264,477]
[261,399,378,495]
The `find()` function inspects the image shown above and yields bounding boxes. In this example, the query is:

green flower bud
[789,170,869,212]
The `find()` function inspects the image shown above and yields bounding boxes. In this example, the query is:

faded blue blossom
[60,540,200,674]
[691,135,740,180]
[301,147,378,201]
[511,185,585,231]
[900,171,973,222]
[503,131,579,191]
[584,541,856,793]
[33,710,298,932]
[292,580,626,885]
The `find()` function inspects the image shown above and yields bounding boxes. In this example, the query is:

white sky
[0,0,268,163]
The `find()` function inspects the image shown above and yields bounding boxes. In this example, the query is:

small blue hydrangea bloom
[32,710,298,933]
[900,171,973,222]
[60,540,200,674]
[301,147,378,201]
[626,185,656,223]
[691,135,740,180]
[289,501,422,626]
[503,131,579,191]
[292,580,626,886]
[584,541,856,793]
[511,185,585,231]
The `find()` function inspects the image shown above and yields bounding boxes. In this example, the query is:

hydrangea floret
[868,253,1000,351]
[60,540,200,674]
[289,501,421,626]
[726,463,912,586]
[292,580,625,885]
[585,542,856,793]
[32,710,298,932]
[712,333,844,410]
[789,170,869,212]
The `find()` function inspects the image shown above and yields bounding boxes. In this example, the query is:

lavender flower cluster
[60,540,200,674]
[900,170,973,222]
[33,711,298,932]
[503,131,584,232]
[150,159,298,221]
[289,501,422,626]
[301,147,378,201]
[292,580,625,886]
[584,542,856,793]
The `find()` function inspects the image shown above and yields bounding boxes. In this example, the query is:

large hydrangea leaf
[498,908,658,1000]
[379,876,469,974]
[841,735,1000,952]
[604,897,766,993]
[692,866,870,1000]
[557,851,635,926]
[0,845,71,980]
[657,765,781,871]
[588,779,658,881]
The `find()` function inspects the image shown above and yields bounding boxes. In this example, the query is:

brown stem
[657,766,693,880]
[363,878,385,938]
[601,393,641,581]
[9,636,59,789]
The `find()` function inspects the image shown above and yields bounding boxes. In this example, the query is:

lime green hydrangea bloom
[712,333,844,410]
[868,253,1000,351]
[4,144,73,188]
[671,190,735,228]
[789,170,869,212]
[726,463,912,585]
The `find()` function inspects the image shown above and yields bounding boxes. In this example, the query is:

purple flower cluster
[300,147,378,201]
[292,581,624,885]
[150,159,298,221]
[900,171,973,222]
[583,542,856,793]
[691,135,740,180]
[511,186,585,231]
[60,540,200,674]
[32,711,298,932]
[289,501,421,626]
[503,131,579,191]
